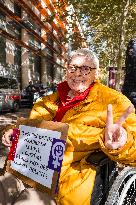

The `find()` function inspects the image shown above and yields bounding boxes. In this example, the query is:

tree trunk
[117,0,130,85]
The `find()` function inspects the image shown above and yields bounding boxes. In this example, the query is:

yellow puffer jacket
[29,81,136,205]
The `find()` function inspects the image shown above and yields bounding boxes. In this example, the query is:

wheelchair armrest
[86,151,111,167]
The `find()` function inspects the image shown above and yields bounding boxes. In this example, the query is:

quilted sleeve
[29,92,59,121]
[99,92,136,167]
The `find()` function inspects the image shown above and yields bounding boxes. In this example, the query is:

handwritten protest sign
[7,119,69,196]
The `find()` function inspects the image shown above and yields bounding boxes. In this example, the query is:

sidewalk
[0,108,31,169]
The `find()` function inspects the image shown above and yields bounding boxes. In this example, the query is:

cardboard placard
[6,118,69,197]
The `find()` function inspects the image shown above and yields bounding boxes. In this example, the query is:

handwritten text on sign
[11,125,66,189]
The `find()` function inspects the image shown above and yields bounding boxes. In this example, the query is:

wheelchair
[87,151,136,205]
[0,151,136,205]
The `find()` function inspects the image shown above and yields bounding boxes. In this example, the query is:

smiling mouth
[73,80,85,83]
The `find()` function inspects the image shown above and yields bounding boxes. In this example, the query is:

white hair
[68,48,99,69]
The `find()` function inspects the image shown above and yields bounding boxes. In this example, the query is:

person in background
[26,81,36,93]
[122,38,136,108]
[25,81,36,106]
[2,48,136,205]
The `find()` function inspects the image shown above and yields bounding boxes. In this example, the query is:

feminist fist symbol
[52,142,65,169]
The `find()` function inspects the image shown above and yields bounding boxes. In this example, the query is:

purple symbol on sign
[48,138,66,172]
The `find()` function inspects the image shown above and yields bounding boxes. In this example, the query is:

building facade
[0,0,87,88]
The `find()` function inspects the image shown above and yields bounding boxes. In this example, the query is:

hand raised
[2,129,13,147]
[105,104,134,150]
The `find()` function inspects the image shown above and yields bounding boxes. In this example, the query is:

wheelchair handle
[86,151,112,167]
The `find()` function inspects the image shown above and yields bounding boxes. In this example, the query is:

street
[0,108,31,130]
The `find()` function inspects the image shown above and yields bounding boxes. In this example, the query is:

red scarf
[8,82,94,161]
[53,81,94,122]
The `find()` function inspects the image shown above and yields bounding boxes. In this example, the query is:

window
[10,79,18,89]
[0,77,18,89]
[0,77,9,89]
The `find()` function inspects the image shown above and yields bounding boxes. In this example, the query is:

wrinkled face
[66,55,98,93]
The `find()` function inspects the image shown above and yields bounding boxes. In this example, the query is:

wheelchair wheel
[105,166,136,205]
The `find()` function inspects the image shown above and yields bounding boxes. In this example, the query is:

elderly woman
[2,48,136,205]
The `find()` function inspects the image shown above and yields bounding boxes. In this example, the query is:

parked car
[0,76,21,112]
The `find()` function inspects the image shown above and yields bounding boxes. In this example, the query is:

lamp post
[108,67,116,89]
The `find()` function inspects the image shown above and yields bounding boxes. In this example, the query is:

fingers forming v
[116,105,134,126]
[106,104,113,129]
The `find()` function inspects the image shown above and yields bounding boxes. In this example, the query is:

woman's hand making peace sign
[105,104,134,150]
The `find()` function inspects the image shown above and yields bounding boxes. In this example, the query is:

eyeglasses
[67,65,96,75]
